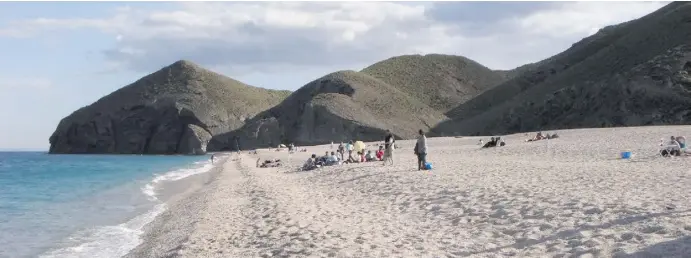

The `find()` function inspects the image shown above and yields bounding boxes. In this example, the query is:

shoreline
[123,154,229,258]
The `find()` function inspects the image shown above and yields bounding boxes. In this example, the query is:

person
[415,129,428,170]
[234,137,241,153]
[482,137,497,148]
[303,154,320,170]
[376,146,385,160]
[499,137,506,147]
[210,154,215,164]
[383,130,395,166]
[337,142,345,160]
[331,141,334,149]
[326,151,340,165]
[319,151,330,165]
[366,150,377,161]
[527,132,545,142]
[661,136,682,157]
[346,141,355,162]
[676,136,686,149]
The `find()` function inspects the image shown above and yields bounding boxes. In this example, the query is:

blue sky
[0,1,667,150]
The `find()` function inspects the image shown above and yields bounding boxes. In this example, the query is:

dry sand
[130,126,691,258]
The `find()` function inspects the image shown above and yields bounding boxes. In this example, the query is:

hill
[433,2,691,136]
[208,70,447,150]
[361,54,506,112]
[49,60,291,154]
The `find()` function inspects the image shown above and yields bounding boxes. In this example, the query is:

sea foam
[40,156,219,258]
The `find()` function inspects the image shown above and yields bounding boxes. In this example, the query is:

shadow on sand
[618,235,691,257]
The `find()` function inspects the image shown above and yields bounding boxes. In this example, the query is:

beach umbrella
[354,141,366,153]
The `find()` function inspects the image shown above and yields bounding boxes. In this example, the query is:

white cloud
[0,1,669,73]
[517,2,667,39]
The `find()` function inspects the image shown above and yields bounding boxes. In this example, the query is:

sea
[0,151,216,258]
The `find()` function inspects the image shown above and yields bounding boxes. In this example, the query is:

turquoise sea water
[0,152,213,258]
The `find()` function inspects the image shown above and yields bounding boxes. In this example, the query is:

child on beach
[376,146,384,160]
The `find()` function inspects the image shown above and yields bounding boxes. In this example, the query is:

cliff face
[48,60,290,154]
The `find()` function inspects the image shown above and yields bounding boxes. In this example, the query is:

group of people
[303,129,430,171]
[660,136,687,157]
[480,137,506,148]
[526,132,559,142]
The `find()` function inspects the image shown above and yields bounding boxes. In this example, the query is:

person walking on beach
[211,154,215,164]
[383,130,395,166]
[414,129,428,170]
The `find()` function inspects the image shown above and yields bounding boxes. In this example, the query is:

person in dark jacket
[414,129,428,170]
[383,130,395,166]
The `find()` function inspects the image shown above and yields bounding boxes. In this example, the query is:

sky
[0,1,668,151]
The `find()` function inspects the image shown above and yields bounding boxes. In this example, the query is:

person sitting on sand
[497,137,505,147]
[661,136,682,157]
[676,136,687,150]
[376,146,385,160]
[482,137,497,148]
[326,151,340,165]
[365,150,377,161]
[319,151,330,164]
[303,154,320,170]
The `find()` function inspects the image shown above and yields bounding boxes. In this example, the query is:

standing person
[383,130,395,166]
[234,136,241,153]
[415,129,428,170]
[346,141,355,162]
[210,153,215,164]
[337,142,345,160]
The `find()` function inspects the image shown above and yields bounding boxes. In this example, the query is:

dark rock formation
[49,60,290,154]
[433,2,691,136]
[208,71,448,150]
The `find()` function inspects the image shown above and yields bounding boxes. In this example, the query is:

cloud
[0,1,669,73]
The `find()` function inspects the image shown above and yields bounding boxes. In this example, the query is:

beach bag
[424,162,433,170]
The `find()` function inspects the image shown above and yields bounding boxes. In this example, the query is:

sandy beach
[128,126,691,257]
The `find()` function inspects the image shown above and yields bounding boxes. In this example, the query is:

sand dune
[134,126,691,257]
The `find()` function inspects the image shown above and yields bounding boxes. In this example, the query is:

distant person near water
[383,130,395,166]
[414,129,428,170]
[210,154,215,164]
